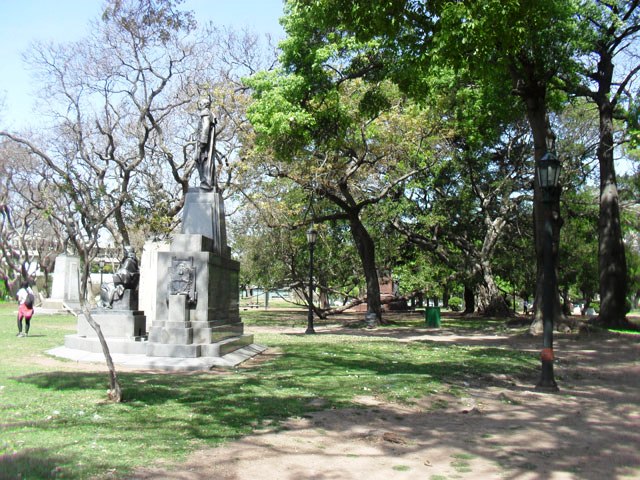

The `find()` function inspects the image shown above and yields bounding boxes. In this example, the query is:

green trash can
[425,307,441,328]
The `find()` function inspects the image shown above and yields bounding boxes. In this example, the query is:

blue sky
[0,0,286,129]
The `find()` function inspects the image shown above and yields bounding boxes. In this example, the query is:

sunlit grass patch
[0,303,538,479]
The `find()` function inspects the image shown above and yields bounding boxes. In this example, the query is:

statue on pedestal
[100,246,140,309]
[194,99,217,191]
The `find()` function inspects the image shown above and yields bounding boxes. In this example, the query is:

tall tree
[0,140,56,295]
[393,116,534,316]
[561,1,640,327]
[246,75,434,324]
[276,0,581,332]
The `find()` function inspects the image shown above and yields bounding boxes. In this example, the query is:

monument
[146,98,254,358]
[68,247,147,355]
[58,98,264,367]
[42,254,81,310]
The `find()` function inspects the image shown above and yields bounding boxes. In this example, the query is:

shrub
[449,296,463,312]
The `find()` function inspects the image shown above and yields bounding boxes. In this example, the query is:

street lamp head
[99,259,105,269]
[306,227,318,246]
[537,151,561,189]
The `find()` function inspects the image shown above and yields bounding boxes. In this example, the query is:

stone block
[77,311,146,339]
[50,255,81,302]
[170,234,215,253]
[151,326,193,344]
[200,335,254,357]
[146,343,201,358]
[180,189,227,256]
[168,294,190,323]
[139,240,170,327]
[154,245,240,325]
[111,289,139,311]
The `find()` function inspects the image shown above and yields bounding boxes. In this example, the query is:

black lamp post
[306,226,318,334]
[99,259,105,286]
[536,150,561,392]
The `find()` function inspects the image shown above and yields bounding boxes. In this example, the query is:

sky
[0,0,286,130]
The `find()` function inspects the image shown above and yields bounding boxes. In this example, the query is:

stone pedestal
[76,310,147,339]
[181,188,229,257]
[139,240,170,327]
[67,285,147,353]
[147,188,250,358]
[111,289,139,311]
[49,254,81,303]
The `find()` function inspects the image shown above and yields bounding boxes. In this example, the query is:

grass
[0,303,538,479]
[450,452,476,473]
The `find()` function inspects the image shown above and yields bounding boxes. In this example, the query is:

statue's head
[197,97,211,111]
[124,246,136,258]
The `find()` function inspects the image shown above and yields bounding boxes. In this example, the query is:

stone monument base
[146,333,255,358]
[63,301,260,363]
[76,310,147,339]
[64,334,149,355]
[61,333,259,361]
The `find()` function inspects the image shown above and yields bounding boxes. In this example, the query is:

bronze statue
[194,99,217,191]
[100,246,140,309]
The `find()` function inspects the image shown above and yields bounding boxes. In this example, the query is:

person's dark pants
[17,315,31,334]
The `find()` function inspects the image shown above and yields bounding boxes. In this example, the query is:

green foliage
[559,187,599,301]
[449,296,463,312]
[245,70,316,158]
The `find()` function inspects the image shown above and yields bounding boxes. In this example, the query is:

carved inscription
[168,256,197,304]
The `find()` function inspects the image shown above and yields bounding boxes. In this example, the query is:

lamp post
[99,259,105,286]
[306,226,318,334]
[536,150,561,392]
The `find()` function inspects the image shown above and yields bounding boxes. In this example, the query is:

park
[1,0,640,478]
[1,304,639,478]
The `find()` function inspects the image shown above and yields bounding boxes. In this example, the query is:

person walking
[16,281,35,337]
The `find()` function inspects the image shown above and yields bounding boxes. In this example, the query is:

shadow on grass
[16,341,538,408]
[1,449,69,479]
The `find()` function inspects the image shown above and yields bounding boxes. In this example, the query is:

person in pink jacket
[16,281,34,337]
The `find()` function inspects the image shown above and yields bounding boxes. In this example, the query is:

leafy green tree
[559,188,599,312]
[561,0,640,327]
[230,180,374,315]
[246,75,433,324]
[619,170,640,309]
[392,115,534,316]
[275,0,582,332]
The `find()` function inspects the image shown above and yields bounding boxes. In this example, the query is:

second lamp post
[306,226,318,334]
[536,150,561,392]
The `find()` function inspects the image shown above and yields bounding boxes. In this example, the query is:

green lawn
[0,303,538,479]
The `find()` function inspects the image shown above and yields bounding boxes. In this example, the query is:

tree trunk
[82,306,122,402]
[318,273,331,309]
[347,213,383,324]
[442,284,450,309]
[522,85,563,336]
[595,93,629,327]
[463,284,474,314]
[474,262,512,317]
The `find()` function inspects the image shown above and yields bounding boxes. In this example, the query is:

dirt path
[129,325,640,480]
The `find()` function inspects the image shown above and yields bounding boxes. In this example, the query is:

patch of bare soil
[129,324,639,480]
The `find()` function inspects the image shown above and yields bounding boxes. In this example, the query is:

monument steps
[63,332,255,359]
